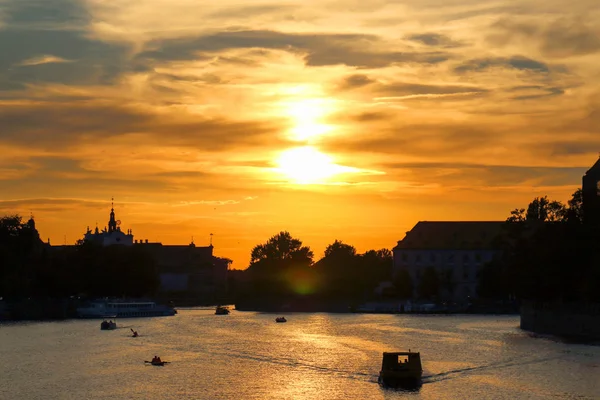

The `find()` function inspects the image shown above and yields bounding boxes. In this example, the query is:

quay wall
[520,302,600,341]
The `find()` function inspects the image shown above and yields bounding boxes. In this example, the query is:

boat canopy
[381,352,421,369]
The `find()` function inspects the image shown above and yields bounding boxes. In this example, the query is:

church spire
[108,197,117,233]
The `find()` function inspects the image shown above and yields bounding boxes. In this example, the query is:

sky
[1,0,600,269]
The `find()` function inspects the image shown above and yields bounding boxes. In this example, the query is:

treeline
[0,215,159,300]
[478,189,600,303]
[232,232,396,310]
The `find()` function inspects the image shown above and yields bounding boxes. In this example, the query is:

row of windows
[397,252,489,263]
[410,266,480,280]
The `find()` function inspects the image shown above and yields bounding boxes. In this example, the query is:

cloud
[137,29,453,68]
[405,33,463,48]
[0,101,287,151]
[506,85,565,100]
[337,74,376,90]
[17,55,73,66]
[488,17,600,58]
[374,82,486,97]
[0,197,120,214]
[379,162,588,188]
[455,55,550,73]
[336,74,486,98]
[0,0,132,89]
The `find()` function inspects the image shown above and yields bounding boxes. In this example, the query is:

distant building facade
[77,201,229,302]
[393,221,505,302]
[582,156,600,227]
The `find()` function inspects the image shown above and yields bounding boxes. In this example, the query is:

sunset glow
[1,0,599,269]
[276,147,353,184]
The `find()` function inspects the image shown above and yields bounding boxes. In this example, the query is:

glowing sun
[285,98,335,142]
[275,146,355,184]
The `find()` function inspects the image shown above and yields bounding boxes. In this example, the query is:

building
[582,155,600,227]
[83,199,134,246]
[78,201,229,303]
[393,221,505,302]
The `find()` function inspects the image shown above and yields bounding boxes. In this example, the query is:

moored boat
[378,351,423,388]
[78,299,176,318]
[215,306,230,315]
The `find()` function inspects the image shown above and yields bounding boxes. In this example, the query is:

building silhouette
[77,201,229,303]
[582,155,600,226]
[393,221,504,302]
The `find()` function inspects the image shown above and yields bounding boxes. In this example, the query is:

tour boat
[378,351,423,388]
[275,317,287,323]
[215,306,230,315]
[78,299,176,318]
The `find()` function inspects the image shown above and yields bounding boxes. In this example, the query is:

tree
[249,231,313,267]
[507,208,526,223]
[246,232,314,297]
[323,240,356,258]
[566,188,584,223]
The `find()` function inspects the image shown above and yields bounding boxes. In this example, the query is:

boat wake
[422,354,565,384]
[209,349,378,382]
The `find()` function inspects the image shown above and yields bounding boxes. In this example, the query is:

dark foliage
[236,234,394,307]
[477,189,600,303]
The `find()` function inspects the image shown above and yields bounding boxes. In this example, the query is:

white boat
[77,299,176,318]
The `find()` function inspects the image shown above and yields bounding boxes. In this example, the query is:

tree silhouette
[250,231,313,267]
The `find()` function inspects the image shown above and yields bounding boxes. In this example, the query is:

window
[416,254,421,262]
[402,253,407,261]
[448,254,454,262]
[430,253,436,262]
[463,254,470,263]
[475,253,482,262]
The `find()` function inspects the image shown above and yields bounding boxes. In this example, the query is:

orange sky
[1,0,599,268]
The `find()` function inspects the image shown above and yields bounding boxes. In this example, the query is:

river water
[1,310,598,399]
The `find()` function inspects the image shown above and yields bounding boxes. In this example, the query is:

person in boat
[152,356,162,363]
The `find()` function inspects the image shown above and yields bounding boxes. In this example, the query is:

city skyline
[1,0,599,268]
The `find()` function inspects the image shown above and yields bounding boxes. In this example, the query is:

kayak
[145,360,168,366]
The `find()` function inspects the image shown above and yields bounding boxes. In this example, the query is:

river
[0,310,598,399]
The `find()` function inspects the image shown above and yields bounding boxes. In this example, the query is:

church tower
[108,198,117,233]
[582,155,600,226]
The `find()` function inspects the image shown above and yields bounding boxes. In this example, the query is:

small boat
[100,316,117,330]
[215,306,230,315]
[275,317,287,323]
[145,360,169,366]
[378,351,423,388]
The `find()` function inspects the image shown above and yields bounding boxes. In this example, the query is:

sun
[284,98,335,142]
[275,146,353,184]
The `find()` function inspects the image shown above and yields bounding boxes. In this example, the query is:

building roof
[394,221,505,250]
[585,155,600,176]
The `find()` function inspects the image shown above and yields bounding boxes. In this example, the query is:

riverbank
[520,301,600,342]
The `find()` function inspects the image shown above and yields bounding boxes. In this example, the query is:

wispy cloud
[17,55,73,66]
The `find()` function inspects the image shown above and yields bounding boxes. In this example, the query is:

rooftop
[394,221,505,250]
